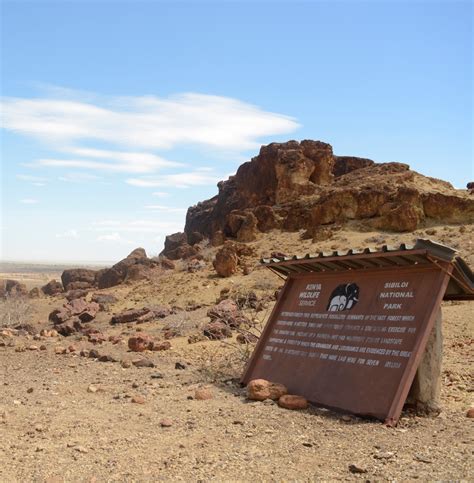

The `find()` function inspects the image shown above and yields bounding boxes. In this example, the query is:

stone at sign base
[247,379,288,401]
[406,309,442,414]
[278,394,309,410]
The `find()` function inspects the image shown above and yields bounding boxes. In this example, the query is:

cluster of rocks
[110,305,174,325]
[48,298,101,336]
[158,140,474,262]
[247,378,309,410]
[127,333,171,352]
[60,248,165,292]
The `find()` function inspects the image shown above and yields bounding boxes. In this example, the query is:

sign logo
[326,283,360,311]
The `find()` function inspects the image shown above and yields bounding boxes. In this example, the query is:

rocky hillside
[162,140,474,259]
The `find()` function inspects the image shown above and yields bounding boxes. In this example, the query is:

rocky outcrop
[97,247,159,289]
[161,140,474,252]
[61,269,97,291]
[60,248,160,292]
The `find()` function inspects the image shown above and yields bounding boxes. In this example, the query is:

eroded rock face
[174,140,474,250]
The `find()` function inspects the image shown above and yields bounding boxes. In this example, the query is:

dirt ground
[1,225,473,481]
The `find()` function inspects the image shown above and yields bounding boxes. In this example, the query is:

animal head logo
[326,283,360,312]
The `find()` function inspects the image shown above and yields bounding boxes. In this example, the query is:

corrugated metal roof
[261,238,474,300]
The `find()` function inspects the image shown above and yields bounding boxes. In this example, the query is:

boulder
[61,269,97,291]
[247,379,288,401]
[55,318,84,336]
[213,245,239,277]
[97,247,154,289]
[128,334,154,352]
[41,280,64,296]
[160,232,198,260]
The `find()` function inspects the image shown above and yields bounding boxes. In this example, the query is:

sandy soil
[1,225,473,481]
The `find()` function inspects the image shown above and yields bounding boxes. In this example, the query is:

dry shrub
[0,295,33,328]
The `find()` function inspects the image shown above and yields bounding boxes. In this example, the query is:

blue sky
[1,0,472,262]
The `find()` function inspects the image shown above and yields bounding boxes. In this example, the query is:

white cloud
[126,171,221,188]
[16,174,48,186]
[152,191,169,198]
[91,219,183,234]
[20,198,39,204]
[144,205,187,214]
[58,172,101,182]
[1,92,299,153]
[96,232,135,245]
[56,229,79,239]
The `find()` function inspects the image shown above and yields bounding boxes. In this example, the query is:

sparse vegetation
[0,295,33,328]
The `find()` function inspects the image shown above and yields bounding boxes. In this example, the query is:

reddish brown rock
[278,394,309,410]
[96,247,157,289]
[49,308,71,325]
[213,245,239,277]
[61,269,97,291]
[41,280,64,296]
[128,334,154,352]
[110,307,151,324]
[208,299,238,321]
[131,395,145,404]
[87,332,107,344]
[55,318,83,336]
[203,320,232,340]
[466,407,474,418]
[160,232,198,260]
[151,340,171,351]
[178,139,474,244]
[247,379,288,401]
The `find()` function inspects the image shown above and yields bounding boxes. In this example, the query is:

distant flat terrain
[0,261,108,290]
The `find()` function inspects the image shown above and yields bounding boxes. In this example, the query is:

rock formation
[160,140,474,259]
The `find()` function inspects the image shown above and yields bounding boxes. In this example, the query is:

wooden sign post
[242,263,453,425]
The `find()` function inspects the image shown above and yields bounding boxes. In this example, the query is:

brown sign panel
[242,264,452,425]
